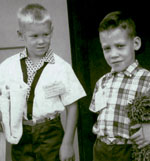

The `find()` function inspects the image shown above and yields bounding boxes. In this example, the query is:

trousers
[11,116,64,161]
[93,138,132,161]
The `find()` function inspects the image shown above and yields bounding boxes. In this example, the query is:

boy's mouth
[111,61,122,64]
[37,46,45,49]
[36,47,46,50]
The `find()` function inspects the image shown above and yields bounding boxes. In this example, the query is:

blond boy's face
[99,28,141,72]
[19,22,52,59]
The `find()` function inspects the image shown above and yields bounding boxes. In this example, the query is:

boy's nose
[110,48,119,58]
[37,37,44,44]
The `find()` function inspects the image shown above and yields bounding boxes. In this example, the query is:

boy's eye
[116,44,125,49]
[103,46,111,52]
[43,33,50,37]
[30,35,38,38]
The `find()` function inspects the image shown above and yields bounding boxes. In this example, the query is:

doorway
[67,1,150,161]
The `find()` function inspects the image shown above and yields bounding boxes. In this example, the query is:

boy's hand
[59,143,75,161]
[130,124,150,148]
[59,102,77,161]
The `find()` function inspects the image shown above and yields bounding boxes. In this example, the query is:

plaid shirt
[20,48,55,99]
[89,61,150,139]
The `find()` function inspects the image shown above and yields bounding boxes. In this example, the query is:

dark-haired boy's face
[99,28,140,72]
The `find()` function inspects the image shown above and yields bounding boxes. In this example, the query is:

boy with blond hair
[0,3,86,161]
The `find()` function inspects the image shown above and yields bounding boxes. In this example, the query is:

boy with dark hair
[89,11,150,161]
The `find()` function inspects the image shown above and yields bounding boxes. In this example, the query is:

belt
[23,113,60,126]
[99,137,131,145]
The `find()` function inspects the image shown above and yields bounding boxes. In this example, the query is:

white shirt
[0,52,86,120]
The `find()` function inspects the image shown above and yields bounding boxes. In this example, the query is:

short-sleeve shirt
[89,61,150,139]
[20,48,55,99]
[0,49,86,120]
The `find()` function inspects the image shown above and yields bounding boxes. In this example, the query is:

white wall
[0,0,79,161]
[0,0,72,63]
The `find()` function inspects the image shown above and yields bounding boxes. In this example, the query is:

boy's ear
[17,30,24,40]
[134,36,141,51]
[49,26,53,38]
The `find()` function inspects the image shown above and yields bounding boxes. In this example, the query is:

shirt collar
[109,60,139,78]
[20,48,55,64]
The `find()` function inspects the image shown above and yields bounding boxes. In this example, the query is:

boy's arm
[59,102,78,161]
[130,123,150,148]
[0,112,2,132]
[0,89,3,132]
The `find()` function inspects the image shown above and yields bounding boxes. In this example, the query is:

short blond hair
[17,3,53,31]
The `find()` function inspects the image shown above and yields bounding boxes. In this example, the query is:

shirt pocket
[43,82,66,99]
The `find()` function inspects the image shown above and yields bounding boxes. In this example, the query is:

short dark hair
[99,11,136,38]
